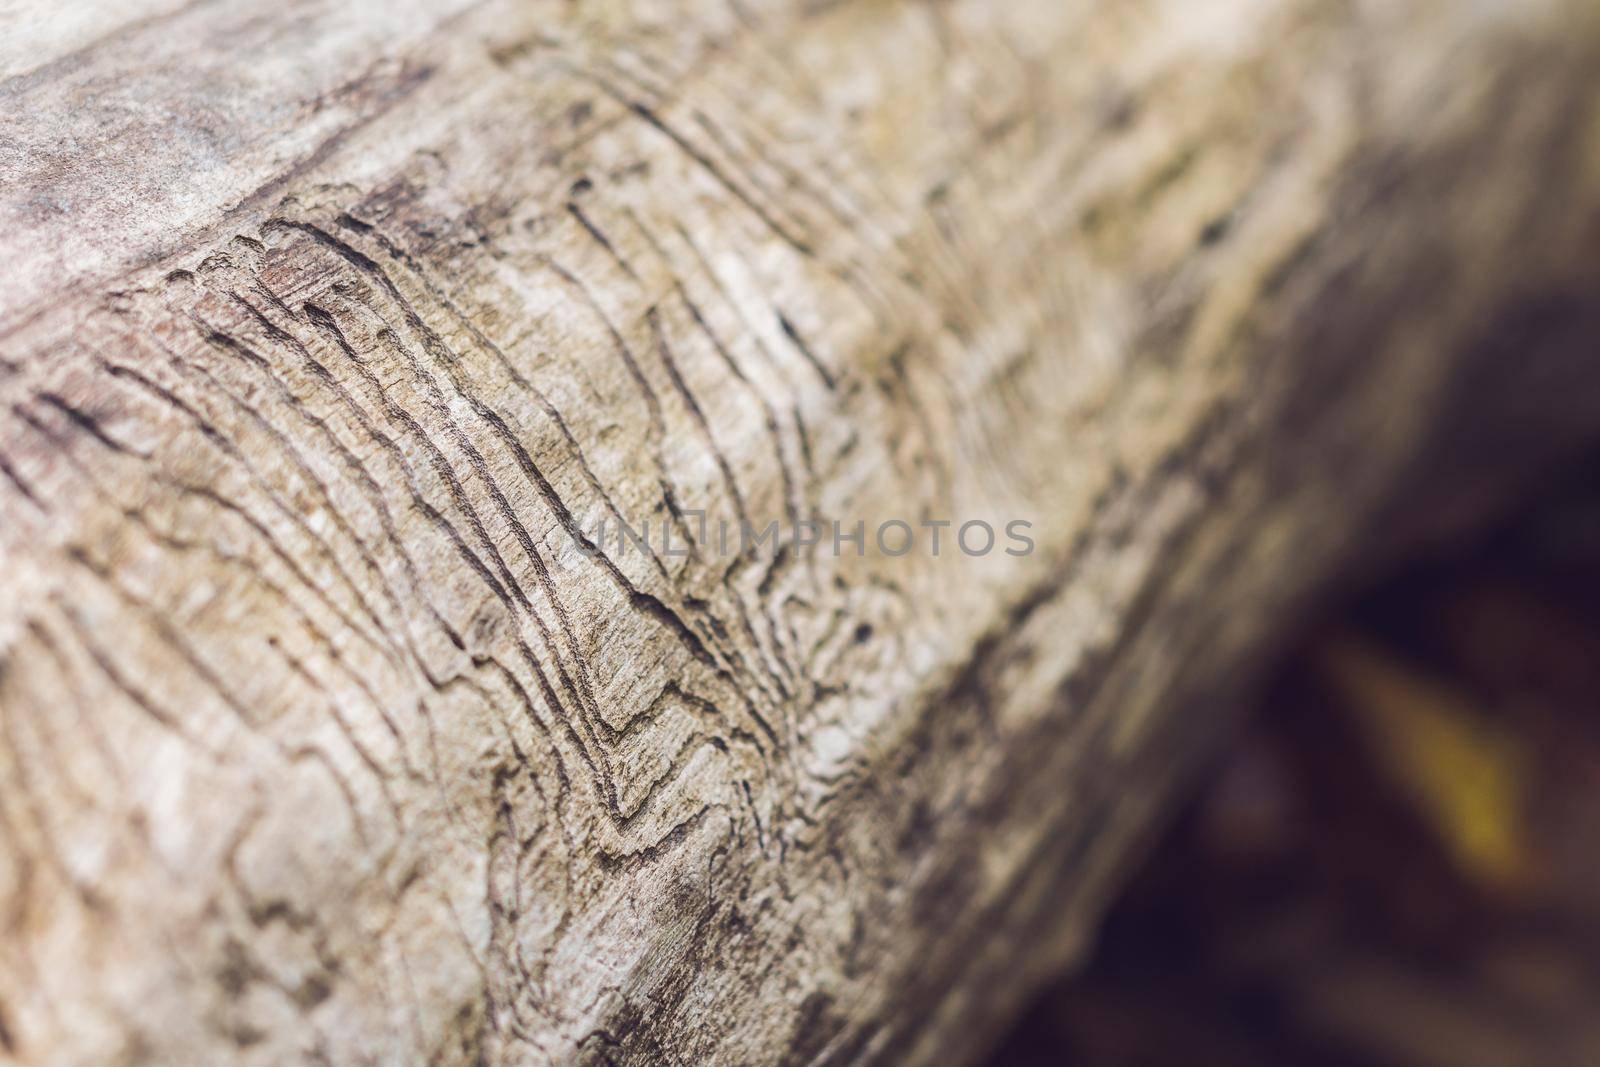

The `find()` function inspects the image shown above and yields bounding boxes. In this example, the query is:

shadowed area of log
[990,448,1600,1067]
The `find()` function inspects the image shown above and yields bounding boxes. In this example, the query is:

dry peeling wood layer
[3,1,1600,1064]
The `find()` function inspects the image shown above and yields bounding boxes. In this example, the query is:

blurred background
[989,446,1600,1066]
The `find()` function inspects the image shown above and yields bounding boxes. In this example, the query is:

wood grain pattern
[2,2,1599,1063]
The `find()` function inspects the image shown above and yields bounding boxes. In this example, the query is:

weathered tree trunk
[2,2,1599,1063]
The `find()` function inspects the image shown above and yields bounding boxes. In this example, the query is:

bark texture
[2,1,1599,1064]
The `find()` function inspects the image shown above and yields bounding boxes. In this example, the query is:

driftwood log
[3,1,1600,1063]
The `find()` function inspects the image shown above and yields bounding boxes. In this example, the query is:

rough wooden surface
[2,2,1599,1064]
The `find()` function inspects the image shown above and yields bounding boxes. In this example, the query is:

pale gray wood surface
[2,2,1599,1063]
